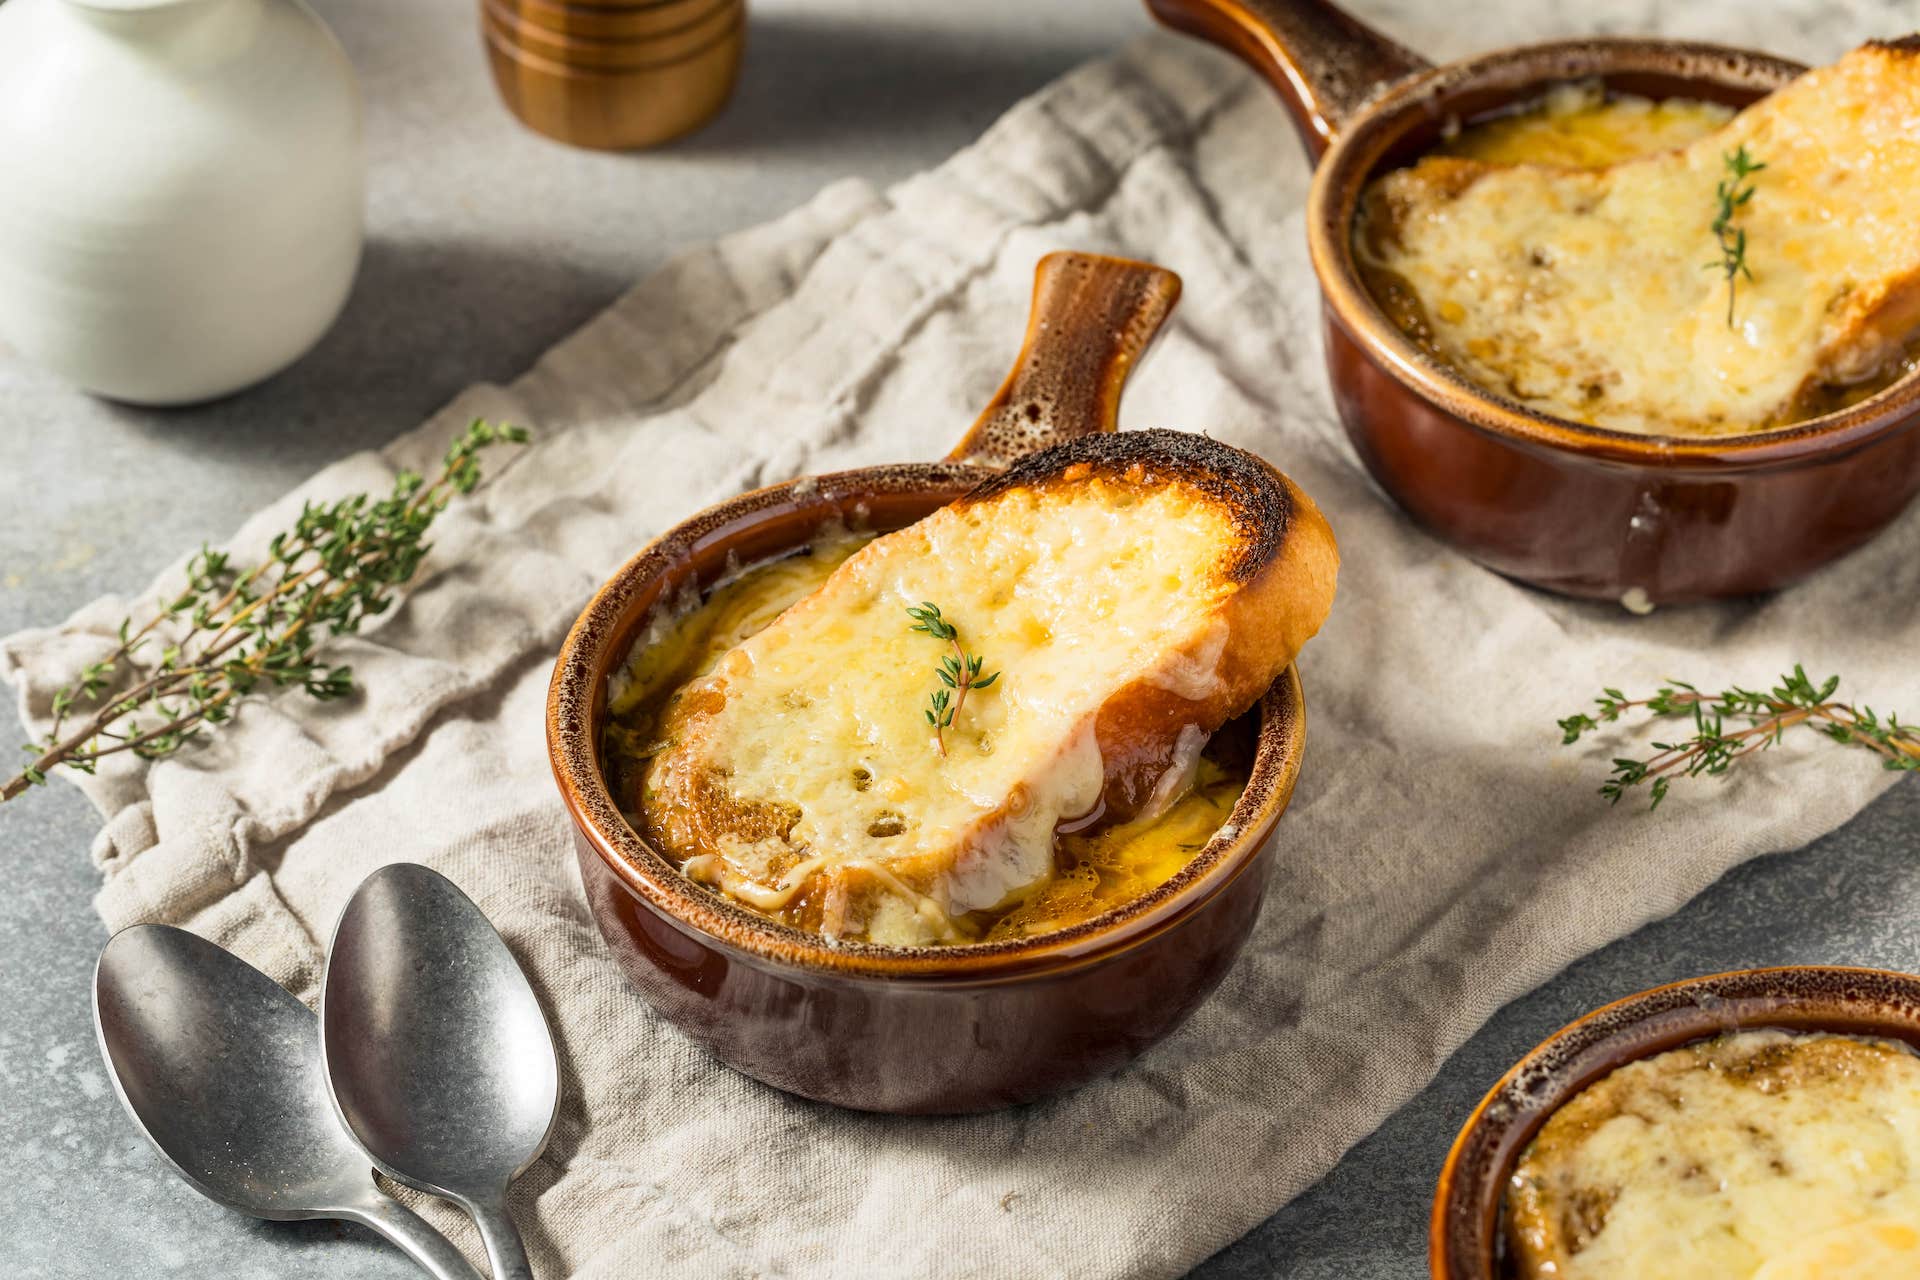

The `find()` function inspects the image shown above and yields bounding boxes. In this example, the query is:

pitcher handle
[1143,0,1429,157]
[947,252,1182,468]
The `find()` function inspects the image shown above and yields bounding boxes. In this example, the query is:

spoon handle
[468,1195,535,1280]
[342,1195,486,1280]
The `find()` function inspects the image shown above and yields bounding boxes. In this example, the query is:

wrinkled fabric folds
[5,16,1917,1278]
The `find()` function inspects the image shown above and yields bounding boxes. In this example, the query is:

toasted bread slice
[639,430,1338,945]
[1355,40,1920,435]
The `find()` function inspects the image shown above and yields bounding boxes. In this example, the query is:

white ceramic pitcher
[0,0,363,406]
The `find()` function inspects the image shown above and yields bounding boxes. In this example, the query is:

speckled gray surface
[2,0,1916,1276]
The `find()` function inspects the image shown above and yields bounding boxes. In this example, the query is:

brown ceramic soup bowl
[1146,0,1920,604]
[547,253,1311,1114]
[1430,965,1920,1278]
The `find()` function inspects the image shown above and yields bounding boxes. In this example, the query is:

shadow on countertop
[677,9,1128,159]
[105,237,627,470]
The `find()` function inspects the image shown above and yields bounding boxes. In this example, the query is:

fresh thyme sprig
[1559,665,1919,810]
[905,602,999,758]
[1705,144,1766,328]
[2,419,529,803]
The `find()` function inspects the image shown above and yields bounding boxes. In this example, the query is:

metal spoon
[93,924,482,1280]
[321,863,560,1280]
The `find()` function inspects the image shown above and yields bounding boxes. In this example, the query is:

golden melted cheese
[604,521,1248,946]
[1505,1030,1920,1280]
[1438,80,1732,169]
[1356,45,1920,436]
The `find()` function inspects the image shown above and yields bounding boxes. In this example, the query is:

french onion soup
[1505,1029,1920,1279]
[601,430,1338,947]
[1355,41,1920,437]
[1435,80,1733,169]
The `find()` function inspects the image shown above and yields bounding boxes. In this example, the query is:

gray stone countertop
[2,0,1915,1275]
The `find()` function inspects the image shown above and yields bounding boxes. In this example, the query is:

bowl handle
[1143,0,1428,158]
[947,252,1182,468]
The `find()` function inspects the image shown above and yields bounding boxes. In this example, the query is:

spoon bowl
[322,862,560,1280]
[93,924,481,1279]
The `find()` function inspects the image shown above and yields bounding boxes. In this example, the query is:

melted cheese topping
[605,517,1247,946]
[1439,80,1731,169]
[1505,1030,1920,1280]
[1356,45,1920,436]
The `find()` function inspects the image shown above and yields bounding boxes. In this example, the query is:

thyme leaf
[2,419,530,803]
[1559,665,1919,810]
[905,602,1000,757]
[1705,144,1766,328]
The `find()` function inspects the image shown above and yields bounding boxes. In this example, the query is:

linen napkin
[8,7,1920,1276]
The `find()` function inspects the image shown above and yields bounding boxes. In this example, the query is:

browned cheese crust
[638,428,1338,940]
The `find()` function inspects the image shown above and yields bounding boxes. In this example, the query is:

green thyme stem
[905,602,1000,757]
[1706,144,1766,328]
[3,419,529,803]
[75,699,222,765]
[1559,665,1920,810]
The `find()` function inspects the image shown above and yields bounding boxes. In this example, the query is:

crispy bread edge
[962,429,1340,818]
[959,428,1335,592]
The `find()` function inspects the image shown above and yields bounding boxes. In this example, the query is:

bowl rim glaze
[1428,963,1920,1278]
[546,462,1307,980]
[1305,35,1920,470]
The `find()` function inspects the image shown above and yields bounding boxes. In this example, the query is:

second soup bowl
[1147,0,1920,603]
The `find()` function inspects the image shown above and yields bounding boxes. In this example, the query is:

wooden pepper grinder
[482,0,743,149]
